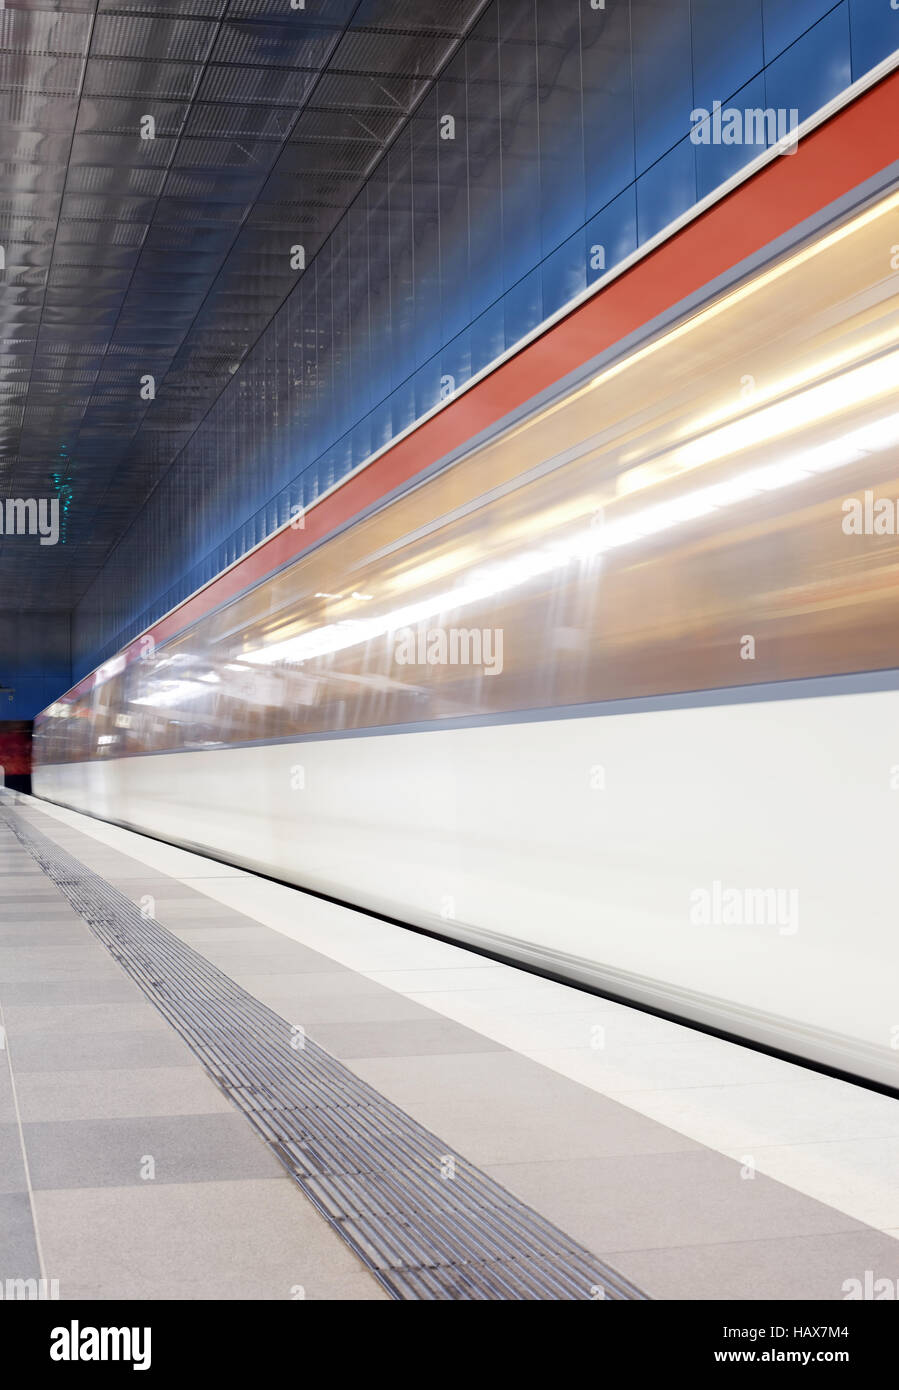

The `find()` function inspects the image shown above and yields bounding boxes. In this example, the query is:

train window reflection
[34,187,899,766]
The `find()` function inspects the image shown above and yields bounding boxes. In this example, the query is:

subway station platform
[1,792,897,1302]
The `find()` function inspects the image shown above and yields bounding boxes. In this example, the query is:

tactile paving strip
[4,803,647,1302]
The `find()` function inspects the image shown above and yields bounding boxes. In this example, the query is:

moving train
[33,184,899,1090]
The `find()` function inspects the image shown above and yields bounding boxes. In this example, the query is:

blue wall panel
[537,0,585,255]
[851,0,899,74]
[694,73,768,200]
[636,136,696,244]
[631,0,693,172]
[763,0,841,60]
[765,5,853,125]
[692,0,764,110]
[0,613,70,721]
[582,0,635,223]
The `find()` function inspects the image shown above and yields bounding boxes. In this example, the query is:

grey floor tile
[0,881,64,897]
[34,1179,386,1300]
[347,1047,564,1107]
[0,1122,27,1193]
[197,945,345,975]
[0,1193,40,1282]
[0,904,66,919]
[9,1028,197,1073]
[16,1066,234,1122]
[0,978,143,1006]
[236,971,380,1004]
[0,904,76,921]
[3,1001,170,1038]
[25,1113,286,1189]
[0,910,82,930]
[311,1016,507,1060]
[0,1062,16,1123]
[0,942,107,962]
[0,924,91,948]
[0,952,124,984]
[483,1150,864,1254]
[48,852,142,875]
[267,993,438,1026]
[169,924,284,945]
[0,917,83,939]
[147,898,244,922]
[100,866,200,884]
[604,1229,899,1301]
[349,1049,702,1163]
[112,881,221,901]
[57,1270,386,1301]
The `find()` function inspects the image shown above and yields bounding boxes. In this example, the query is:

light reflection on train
[34,187,899,1089]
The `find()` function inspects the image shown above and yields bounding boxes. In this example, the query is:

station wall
[71,0,899,680]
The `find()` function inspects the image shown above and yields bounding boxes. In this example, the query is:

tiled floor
[3,793,899,1301]
[0,824,385,1302]
[118,849,899,1241]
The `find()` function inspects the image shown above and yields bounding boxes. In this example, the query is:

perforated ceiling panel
[0,0,487,607]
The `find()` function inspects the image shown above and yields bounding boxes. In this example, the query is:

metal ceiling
[0,0,488,608]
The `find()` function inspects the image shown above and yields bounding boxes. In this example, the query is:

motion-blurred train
[34,185,899,1090]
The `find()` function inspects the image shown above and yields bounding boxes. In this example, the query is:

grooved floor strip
[2,803,647,1302]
